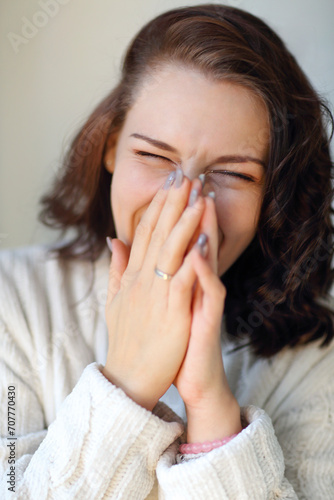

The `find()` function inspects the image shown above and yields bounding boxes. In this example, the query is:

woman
[0,4,333,498]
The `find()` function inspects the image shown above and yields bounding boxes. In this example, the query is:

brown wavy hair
[39,4,334,357]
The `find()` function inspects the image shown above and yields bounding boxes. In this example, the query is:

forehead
[123,65,269,159]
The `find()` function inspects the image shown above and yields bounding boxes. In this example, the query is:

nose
[179,158,204,182]
[179,164,213,198]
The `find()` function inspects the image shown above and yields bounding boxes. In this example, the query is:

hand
[173,196,242,441]
[103,174,206,411]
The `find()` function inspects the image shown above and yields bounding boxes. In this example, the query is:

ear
[104,133,118,174]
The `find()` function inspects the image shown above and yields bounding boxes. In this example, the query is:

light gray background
[1,0,333,250]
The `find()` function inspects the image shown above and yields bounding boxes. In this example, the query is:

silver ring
[154,267,173,281]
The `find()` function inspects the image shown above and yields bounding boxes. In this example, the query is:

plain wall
[1,0,333,250]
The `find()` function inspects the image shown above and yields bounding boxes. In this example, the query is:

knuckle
[105,281,120,308]
[107,278,119,296]
[177,200,204,230]
[158,242,173,263]
[171,276,188,294]
[126,277,148,307]
[188,198,205,215]
[169,194,187,214]
[129,276,143,294]
[108,266,120,286]
[151,227,166,247]
[120,269,136,289]
[135,219,153,239]
[154,188,167,204]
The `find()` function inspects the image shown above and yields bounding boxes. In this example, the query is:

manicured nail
[106,236,113,252]
[208,191,216,201]
[175,168,184,188]
[196,233,208,257]
[188,188,199,206]
[199,173,206,189]
[163,171,176,189]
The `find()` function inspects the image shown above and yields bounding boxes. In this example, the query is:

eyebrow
[130,133,266,168]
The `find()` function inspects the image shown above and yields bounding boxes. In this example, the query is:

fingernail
[174,168,184,188]
[208,191,216,201]
[196,233,208,257]
[188,188,199,206]
[199,173,206,189]
[163,171,176,189]
[106,236,113,252]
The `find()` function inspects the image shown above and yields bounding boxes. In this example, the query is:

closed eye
[135,151,171,162]
[135,152,256,182]
[206,170,255,182]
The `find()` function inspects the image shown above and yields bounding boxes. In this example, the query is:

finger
[178,252,226,391]
[106,239,130,305]
[191,249,226,323]
[167,240,199,315]
[198,196,219,274]
[192,277,203,313]
[166,230,208,315]
[182,194,218,271]
[143,176,203,277]
[155,192,205,276]
[125,185,169,275]
[142,174,195,268]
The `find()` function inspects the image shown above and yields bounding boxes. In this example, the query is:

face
[105,65,269,276]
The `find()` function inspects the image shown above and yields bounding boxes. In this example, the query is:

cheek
[215,190,262,272]
[112,161,170,207]
[217,192,260,237]
[112,164,149,205]
[111,161,171,242]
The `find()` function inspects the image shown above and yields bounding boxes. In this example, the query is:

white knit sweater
[0,244,333,499]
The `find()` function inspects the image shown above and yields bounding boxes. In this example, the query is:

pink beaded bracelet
[179,434,238,454]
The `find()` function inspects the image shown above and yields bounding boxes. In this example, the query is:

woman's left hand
[173,196,243,442]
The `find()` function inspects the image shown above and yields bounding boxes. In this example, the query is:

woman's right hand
[102,171,206,411]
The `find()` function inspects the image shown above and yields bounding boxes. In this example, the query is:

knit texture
[0,244,333,499]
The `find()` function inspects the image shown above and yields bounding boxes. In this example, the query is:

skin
[103,65,269,443]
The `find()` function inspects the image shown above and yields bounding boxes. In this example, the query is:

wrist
[185,393,242,443]
[102,365,157,412]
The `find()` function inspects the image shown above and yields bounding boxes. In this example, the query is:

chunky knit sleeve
[0,354,183,499]
[156,406,298,499]
[0,246,184,499]
[154,340,334,499]
[156,392,334,499]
